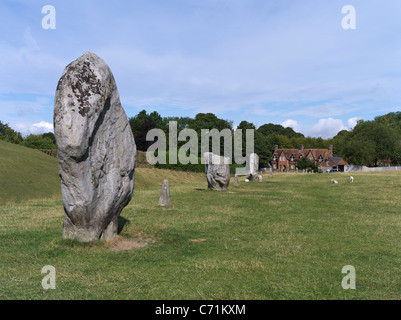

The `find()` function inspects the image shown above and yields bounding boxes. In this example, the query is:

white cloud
[14,121,53,136]
[308,118,347,139]
[347,117,363,129]
[281,119,300,132]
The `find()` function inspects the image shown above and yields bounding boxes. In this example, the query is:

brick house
[271,144,347,172]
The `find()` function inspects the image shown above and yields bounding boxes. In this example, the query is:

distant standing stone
[234,175,239,186]
[203,152,230,191]
[249,153,259,179]
[158,180,171,207]
[54,52,136,242]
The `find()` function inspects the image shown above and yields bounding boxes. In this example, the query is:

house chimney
[275,145,278,151]
[300,144,304,152]
[329,144,333,156]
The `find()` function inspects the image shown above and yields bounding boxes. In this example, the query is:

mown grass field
[0,141,400,299]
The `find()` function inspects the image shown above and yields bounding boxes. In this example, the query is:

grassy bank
[0,140,60,204]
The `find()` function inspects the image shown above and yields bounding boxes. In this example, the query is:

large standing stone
[203,152,230,191]
[158,180,171,207]
[54,52,136,242]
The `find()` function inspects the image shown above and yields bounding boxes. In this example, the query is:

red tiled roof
[274,148,331,160]
[304,149,330,160]
[273,149,304,160]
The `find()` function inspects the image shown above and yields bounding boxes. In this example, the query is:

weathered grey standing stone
[158,180,171,207]
[249,153,259,178]
[270,168,273,178]
[203,152,230,191]
[234,175,239,186]
[54,52,136,242]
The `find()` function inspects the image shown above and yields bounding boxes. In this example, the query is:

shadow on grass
[118,216,130,234]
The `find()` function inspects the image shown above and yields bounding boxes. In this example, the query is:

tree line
[2,110,400,167]
[129,110,401,168]
[332,112,401,166]
[0,121,56,149]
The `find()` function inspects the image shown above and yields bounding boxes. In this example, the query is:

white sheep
[349,176,354,183]
[331,179,338,184]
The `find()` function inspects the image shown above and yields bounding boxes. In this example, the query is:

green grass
[0,141,400,299]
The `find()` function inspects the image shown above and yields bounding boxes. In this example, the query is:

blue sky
[0,0,400,138]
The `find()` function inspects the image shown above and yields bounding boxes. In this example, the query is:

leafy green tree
[342,121,400,166]
[254,131,271,168]
[189,113,232,133]
[189,113,233,157]
[0,121,23,144]
[129,110,167,151]
[258,123,304,138]
[374,112,401,131]
[22,134,56,149]
[342,136,376,166]
[42,132,56,144]
[330,130,350,157]
[296,157,318,172]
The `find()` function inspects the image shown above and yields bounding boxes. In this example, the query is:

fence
[344,165,401,172]
[38,149,57,157]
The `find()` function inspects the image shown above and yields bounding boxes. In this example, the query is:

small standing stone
[234,175,239,186]
[158,180,171,207]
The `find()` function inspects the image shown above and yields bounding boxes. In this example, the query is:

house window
[326,161,330,166]
[319,156,323,162]
[290,156,294,161]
